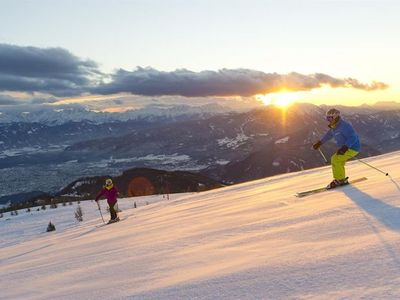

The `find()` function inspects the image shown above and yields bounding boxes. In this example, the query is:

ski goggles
[326,115,335,121]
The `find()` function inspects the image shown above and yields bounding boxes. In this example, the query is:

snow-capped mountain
[62,104,399,178]
[0,103,235,151]
[1,151,400,299]
[0,103,235,125]
[2,103,400,197]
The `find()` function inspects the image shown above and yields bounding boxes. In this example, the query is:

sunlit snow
[1,151,400,299]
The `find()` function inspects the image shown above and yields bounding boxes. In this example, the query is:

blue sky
[0,0,399,107]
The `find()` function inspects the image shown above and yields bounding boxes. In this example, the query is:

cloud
[343,78,389,91]
[29,96,59,104]
[0,44,388,101]
[0,93,59,106]
[94,67,388,97]
[113,99,124,105]
[0,95,22,105]
[0,44,101,96]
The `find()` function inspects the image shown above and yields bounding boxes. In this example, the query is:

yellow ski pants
[331,149,359,180]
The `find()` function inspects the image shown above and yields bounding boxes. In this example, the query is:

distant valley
[1,103,400,199]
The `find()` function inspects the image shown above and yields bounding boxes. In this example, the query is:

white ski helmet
[326,108,340,119]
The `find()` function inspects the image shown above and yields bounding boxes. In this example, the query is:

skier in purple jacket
[95,178,120,223]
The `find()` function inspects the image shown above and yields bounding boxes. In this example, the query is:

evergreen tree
[75,205,83,222]
[47,221,56,232]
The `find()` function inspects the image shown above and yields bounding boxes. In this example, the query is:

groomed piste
[1,151,400,299]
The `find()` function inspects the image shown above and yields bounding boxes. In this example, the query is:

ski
[96,216,128,228]
[295,177,368,198]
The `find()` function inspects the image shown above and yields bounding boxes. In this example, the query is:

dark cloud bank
[0,43,388,104]
[0,43,101,97]
[93,68,388,97]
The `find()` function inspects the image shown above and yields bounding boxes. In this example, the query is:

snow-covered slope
[1,151,400,299]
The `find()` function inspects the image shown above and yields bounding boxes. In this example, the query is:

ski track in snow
[1,151,400,299]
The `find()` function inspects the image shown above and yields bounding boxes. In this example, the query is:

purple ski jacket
[95,186,118,205]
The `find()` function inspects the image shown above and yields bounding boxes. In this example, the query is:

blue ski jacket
[320,118,361,151]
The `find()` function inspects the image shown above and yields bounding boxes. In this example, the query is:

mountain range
[0,102,237,125]
[1,102,400,197]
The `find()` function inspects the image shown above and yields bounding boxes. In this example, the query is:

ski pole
[356,159,389,176]
[96,201,106,223]
[318,148,329,164]
[318,145,389,176]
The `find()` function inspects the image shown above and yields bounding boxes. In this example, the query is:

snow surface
[275,136,290,144]
[2,151,400,299]
[217,133,250,149]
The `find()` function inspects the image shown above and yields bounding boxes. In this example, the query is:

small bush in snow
[69,202,73,205]
[62,202,66,206]
[75,205,83,222]
[50,203,58,209]
[26,208,31,212]
[134,202,137,208]
[0,212,3,218]
[14,210,18,215]
[41,205,46,210]
[47,222,56,232]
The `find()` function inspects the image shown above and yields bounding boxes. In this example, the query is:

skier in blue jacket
[313,108,360,189]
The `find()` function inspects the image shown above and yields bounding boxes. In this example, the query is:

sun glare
[256,91,301,107]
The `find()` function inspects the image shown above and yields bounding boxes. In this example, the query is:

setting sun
[256,91,301,107]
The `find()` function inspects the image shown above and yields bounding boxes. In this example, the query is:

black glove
[336,145,348,155]
[312,141,322,150]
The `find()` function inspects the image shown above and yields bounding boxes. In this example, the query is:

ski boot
[326,177,349,189]
[107,216,120,224]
